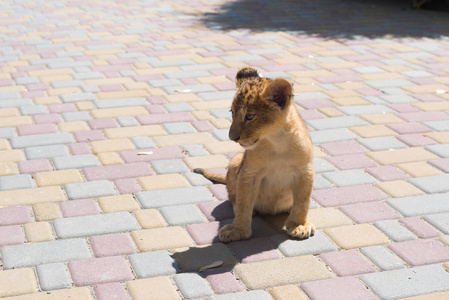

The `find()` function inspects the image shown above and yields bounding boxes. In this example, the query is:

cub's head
[229,67,294,148]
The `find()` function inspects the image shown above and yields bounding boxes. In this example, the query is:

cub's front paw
[219,224,251,243]
[284,221,315,240]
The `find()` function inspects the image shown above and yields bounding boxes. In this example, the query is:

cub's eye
[245,114,255,121]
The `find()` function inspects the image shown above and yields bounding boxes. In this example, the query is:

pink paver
[356,88,384,96]
[298,109,326,120]
[48,103,77,113]
[16,123,58,136]
[87,118,118,129]
[27,83,50,91]
[396,111,449,122]
[94,283,129,300]
[136,112,195,125]
[320,140,368,156]
[0,206,33,226]
[208,184,228,201]
[386,122,432,134]
[192,120,214,132]
[186,221,221,245]
[316,74,362,84]
[396,133,436,146]
[89,233,135,257]
[413,94,445,102]
[387,103,420,113]
[295,99,336,109]
[120,146,185,163]
[146,104,166,114]
[365,165,408,181]
[33,113,62,124]
[68,256,134,286]
[147,96,166,104]
[18,159,53,174]
[69,142,92,155]
[388,239,449,266]
[99,84,125,92]
[213,82,235,91]
[319,249,376,276]
[0,225,24,246]
[399,217,441,239]
[203,267,245,294]
[302,276,378,300]
[59,199,100,218]
[428,158,449,173]
[339,201,401,223]
[312,184,388,207]
[83,162,153,181]
[228,237,281,263]
[326,154,377,170]
[198,201,234,222]
[73,130,106,142]
[114,178,141,194]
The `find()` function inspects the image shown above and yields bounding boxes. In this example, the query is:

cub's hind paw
[219,224,251,243]
[284,221,315,240]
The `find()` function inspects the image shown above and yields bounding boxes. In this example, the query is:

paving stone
[322,169,377,187]
[0,186,66,207]
[313,184,387,207]
[54,212,138,238]
[132,226,193,251]
[24,222,54,242]
[150,158,189,174]
[132,136,156,149]
[203,267,244,294]
[94,283,129,300]
[83,162,152,181]
[310,128,358,144]
[228,237,281,263]
[426,144,449,158]
[64,180,116,199]
[174,273,214,299]
[319,249,377,276]
[0,206,33,226]
[234,255,333,289]
[208,290,273,300]
[307,116,368,130]
[60,199,100,218]
[360,265,449,300]
[10,132,73,149]
[89,233,136,257]
[0,268,38,298]
[68,256,134,286]
[326,153,376,170]
[388,239,449,266]
[270,231,337,257]
[400,217,441,239]
[357,136,407,151]
[360,245,406,270]
[37,263,72,291]
[160,204,206,225]
[409,174,449,193]
[324,224,390,249]
[301,276,378,300]
[313,158,336,173]
[53,154,101,170]
[129,250,178,278]
[126,276,179,300]
[1,238,91,269]
[137,186,213,208]
[25,144,69,160]
[0,225,23,246]
[387,193,449,217]
[367,147,439,165]
[0,174,35,191]
[173,243,237,272]
[340,201,401,223]
[376,180,425,197]
[424,212,449,234]
[269,285,308,300]
[374,220,417,242]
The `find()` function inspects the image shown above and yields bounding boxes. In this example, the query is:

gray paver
[53,154,101,170]
[150,159,189,174]
[53,212,138,238]
[360,265,449,300]
[10,132,74,148]
[409,174,449,193]
[337,105,394,115]
[117,116,140,127]
[163,122,196,134]
[160,204,206,225]
[184,172,213,186]
[423,212,449,234]
[380,94,418,104]
[64,180,117,199]
[307,116,368,130]
[313,175,333,190]
[270,231,337,256]
[129,250,178,278]
[94,98,148,109]
[357,136,407,151]
[174,273,214,299]
[60,93,96,102]
[0,98,33,108]
[313,158,336,173]
[132,136,156,149]
[310,128,358,144]
[0,128,16,139]
[1,238,91,269]
[0,174,35,191]
[37,263,72,291]
[423,120,449,131]
[25,145,69,160]
[387,193,449,217]
[136,186,213,208]
[182,144,209,157]
[19,105,49,115]
[62,111,91,121]
[365,79,414,88]
[322,169,377,187]
[212,129,230,141]
[425,144,449,158]
[208,290,272,300]
[373,220,417,242]
[360,245,406,271]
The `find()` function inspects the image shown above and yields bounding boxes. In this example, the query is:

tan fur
[198,67,315,243]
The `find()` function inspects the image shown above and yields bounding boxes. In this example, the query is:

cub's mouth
[239,139,259,148]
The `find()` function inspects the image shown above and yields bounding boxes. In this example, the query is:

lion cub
[195,67,315,243]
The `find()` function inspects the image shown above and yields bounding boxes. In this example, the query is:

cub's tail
[193,168,226,184]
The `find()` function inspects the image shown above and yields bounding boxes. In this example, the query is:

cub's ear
[262,78,293,109]
[235,67,259,88]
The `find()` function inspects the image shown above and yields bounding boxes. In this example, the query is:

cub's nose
[229,132,240,142]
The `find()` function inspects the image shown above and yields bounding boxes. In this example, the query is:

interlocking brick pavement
[0,0,449,299]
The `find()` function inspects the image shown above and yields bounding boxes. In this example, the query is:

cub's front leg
[219,174,260,243]
[284,168,315,239]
